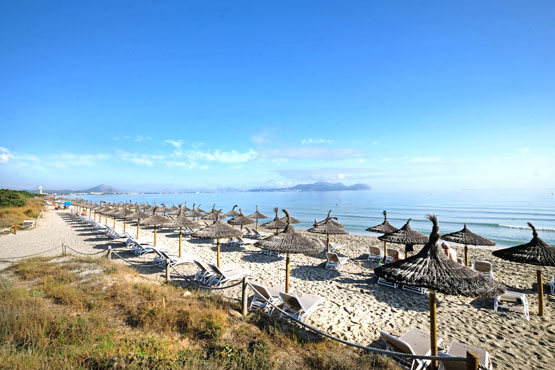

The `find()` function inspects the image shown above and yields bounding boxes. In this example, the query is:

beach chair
[154,250,197,268]
[550,276,554,294]
[380,327,443,370]
[385,249,404,263]
[471,260,494,279]
[438,340,492,370]
[367,246,383,261]
[207,264,252,287]
[249,282,285,315]
[329,242,344,252]
[325,252,349,270]
[193,260,215,283]
[377,277,398,289]
[402,284,427,295]
[493,291,529,321]
[21,220,36,230]
[278,292,326,323]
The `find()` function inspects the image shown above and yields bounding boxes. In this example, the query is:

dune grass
[0,256,399,369]
[0,189,44,229]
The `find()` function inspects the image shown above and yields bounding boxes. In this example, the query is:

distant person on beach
[441,242,457,262]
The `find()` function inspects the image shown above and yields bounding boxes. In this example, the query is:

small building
[38,186,43,195]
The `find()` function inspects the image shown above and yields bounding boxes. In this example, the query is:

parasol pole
[105,214,107,225]
[464,243,468,266]
[383,241,387,263]
[429,290,438,370]
[255,218,258,230]
[537,269,544,316]
[179,227,183,258]
[136,222,140,239]
[285,252,290,293]
[113,216,116,229]
[153,226,157,246]
[216,238,221,268]
[326,234,330,253]
[123,218,126,233]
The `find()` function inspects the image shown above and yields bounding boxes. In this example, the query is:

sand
[1,207,553,369]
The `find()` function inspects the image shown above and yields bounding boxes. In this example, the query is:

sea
[66,189,555,248]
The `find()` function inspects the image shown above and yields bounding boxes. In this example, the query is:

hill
[30,184,119,194]
[249,181,371,192]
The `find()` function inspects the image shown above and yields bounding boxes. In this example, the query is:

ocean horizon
[66,189,555,247]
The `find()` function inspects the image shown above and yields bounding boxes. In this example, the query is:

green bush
[0,189,37,208]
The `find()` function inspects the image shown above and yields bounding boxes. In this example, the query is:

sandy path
[1,207,554,369]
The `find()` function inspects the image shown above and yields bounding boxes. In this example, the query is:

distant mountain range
[32,184,120,194]
[248,181,371,192]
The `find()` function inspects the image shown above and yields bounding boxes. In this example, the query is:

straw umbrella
[141,207,172,246]
[192,213,243,268]
[255,209,322,293]
[375,215,505,370]
[378,219,427,260]
[227,209,255,230]
[202,205,222,221]
[367,210,398,260]
[224,205,240,218]
[279,213,301,224]
[182,202,191,212]
[261,208,288,234]
[127,209,149,239]
[492,223,555,316]
[308,212,348,252]
[168,206,197,257]
[442,224,495,266]
[186,204,204,220]
[248,205,268,230]
[115,207,136,233]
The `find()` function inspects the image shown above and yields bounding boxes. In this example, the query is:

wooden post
[326,234,330,253]
[429,291,438,370]
[383,241,387,264]
[465,350,479,370]
[136,223,140,239]
[285,253,290,293]
[154,226,157,247]
[113,217,116,229]
[216,239,221,268]
[165,259,170,283]
[13,224,17,235]
[107,245,112,260]
[105,215,107,224]
[162,297,166,309]
[464,244,469,266]
[537,269,544,316]
[241,276,248,316]
[179,229,182,258]
[123,218,126,233]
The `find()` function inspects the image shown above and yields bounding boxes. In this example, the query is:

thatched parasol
[248,205,268,230]
[127,209,149,239]
[255,209,322,293]
[168,205,183,216]
[141,207,172,246]
[261,208,288,234]
[168,206,198,257]
[378,219,427,260]
[366,210,397,234]
[492,223,555,316]
[156,204,170,214]
[279,214,301,224]
[227,209,254,230]
[182,202,191,212]
[224,205,240,218]
[195,204,207,213]
[375,215,505,369]
[186,204,204,219]
[115,207,136,233]
[192,213,242,268]
[202,205,222,221]
[442,224,495,266]
[308,211,348,252]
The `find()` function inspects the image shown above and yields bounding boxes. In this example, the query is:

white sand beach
[1,207,553,370]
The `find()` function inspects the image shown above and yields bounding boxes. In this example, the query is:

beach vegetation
[0,256,399,369]
[0,189,44,228]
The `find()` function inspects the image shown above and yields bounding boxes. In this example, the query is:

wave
[498,224,555,232]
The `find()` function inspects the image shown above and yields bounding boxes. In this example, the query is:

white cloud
[188,149,258,163]
[409,156,441,163]
[134,134,151,142]
[263,147,357,160]
[112,134,151,142]
[0,147,13,164]
[49,152,110,168]
[517,147,531,154]
[301,138,332,145]
[165,140,183,149]
[250,129,274,145]
[117,151,154,167]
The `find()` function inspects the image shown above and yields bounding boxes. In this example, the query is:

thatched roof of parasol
[192,214,242,239]
[182,202,191,212]
[115,207,137,218]
[308,217,348,236]
[168,206,198,229]
[279,215,301,224]
[314,210,344,228]
[224,205,240,218]
[141,207,172,226]
[167,205,183,216]
[255,210,322,254]
[186,204,204,218]
[227,209,255,226]
[442,224,495,246]
[366,210,397,234]
[261,208,288,230]
[492,223,555,267]
[378,219,428,245]
[375,215,505,297]
[248,205,268,220]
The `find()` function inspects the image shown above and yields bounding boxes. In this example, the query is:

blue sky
[1,1,554,192]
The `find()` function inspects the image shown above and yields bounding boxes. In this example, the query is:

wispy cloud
[113,134,152,143]
[117,151,156,167]
[301,138,332,145]
[409,156,441,163]
[48,152,111,169]
[188,149,258,163]
[164,139,184,155]
[250,129,275,145]
[262,147,357,160]
[0,147,13,164]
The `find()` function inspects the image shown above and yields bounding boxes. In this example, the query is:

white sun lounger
[193,261,237,283]
[378,277,398,289]
[249,283,286,315]
[329,242,344,252]
[367,246,383,261]
[154,250,198,268]
[402,284,427,295]
[279,292,326,323]
[471,260,494,279]
[325,252,349,270]
[494,291,529,321]
[380,327,443,370]
[439,340,492,370]
[207,263,252,287]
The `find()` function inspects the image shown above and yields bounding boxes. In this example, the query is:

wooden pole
[255,219,258,230]
[429,291,438,370]
[179,228,182,258]
[13,224,17,235]
[383,241,387,263]
[107,245,112,260]
[241,276,248,316]
[162,297,166,309]
[113,217,116,229]
[136,223,140,239]
[105,215,107,224]
[154,226,157,247]
[465,350,479,370]
[285,253,290,293]
[464,244,468,266]
[326,234,330,253]
[216,239,221,268]
[123,218,126,233]
[537,269,544,316]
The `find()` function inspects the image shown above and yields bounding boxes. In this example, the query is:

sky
[1,1,554,193]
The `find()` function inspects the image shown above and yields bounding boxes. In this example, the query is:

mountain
[30,184,119,194]
[249,181,371,192]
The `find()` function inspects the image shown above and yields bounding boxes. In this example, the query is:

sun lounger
[329,242,344,252]
[367,246,383,261]
[439,340,492,370]
[249,283,286,315]
[21,220,36,230]
[471,260,494,279]
[380,327,443,370]
[385,249,404,263]
[207,263,252,287]
[193,261,238,283]
[550,276,554,294]
[154,250,198,268]
[325,252,349,270]
[494,291,529,321]
[377,277,398,289]
[402,285,427,295]
[279,292,326,323]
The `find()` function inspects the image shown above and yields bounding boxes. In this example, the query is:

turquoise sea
[68,190,555,247]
